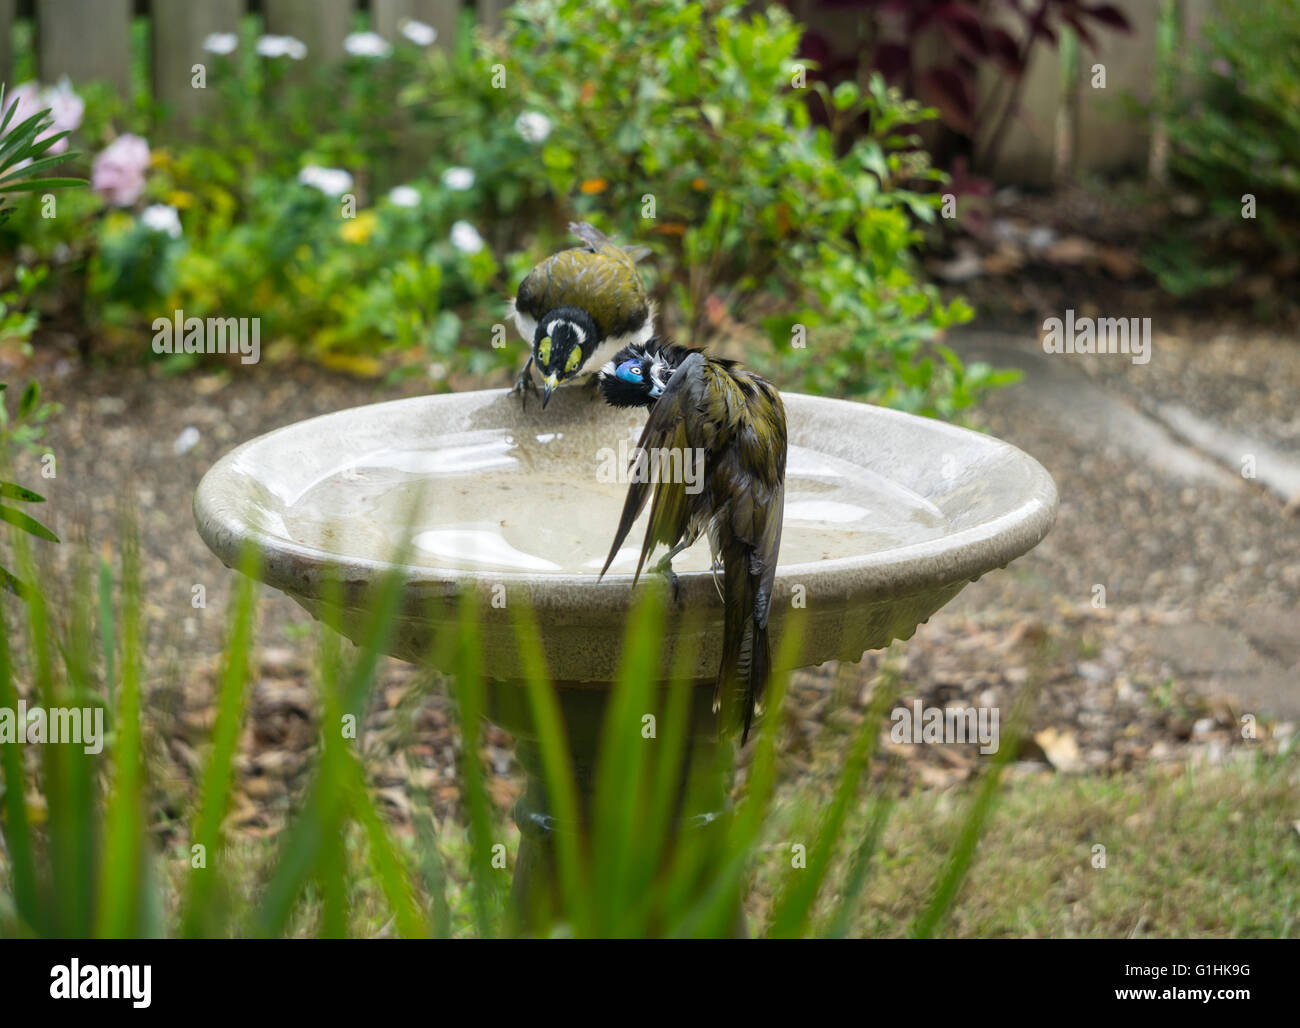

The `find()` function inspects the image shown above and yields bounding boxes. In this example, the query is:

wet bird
[509,221,653,409]
[598,340,787,742]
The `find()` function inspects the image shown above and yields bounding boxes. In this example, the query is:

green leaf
[0,504,59,542]
[19,380,39,419]
[0,481,45,503]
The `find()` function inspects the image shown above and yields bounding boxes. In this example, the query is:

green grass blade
[0,504,59,542]
[509,599,591,934]
[180,546,259,938]
[766,667,898,938]
[95,524,149,937]
[0,592,42,933]
[910,656,1045,939]
[451,591,497,938]
[591,584,666,934]
[98,556,116,711]
[823,782,897,939]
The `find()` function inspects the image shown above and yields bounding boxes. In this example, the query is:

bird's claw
[511,368,539,408]
[653,557,681,605]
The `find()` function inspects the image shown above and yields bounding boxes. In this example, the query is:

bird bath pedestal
[195,386,1056,935]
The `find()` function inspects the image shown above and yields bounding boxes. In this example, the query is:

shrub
[5,2,1010,414]
[478,0,995,415]
[1145,0,1300,299]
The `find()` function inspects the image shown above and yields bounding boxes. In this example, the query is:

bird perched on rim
[509,221,654,409]
[597,340,787,742]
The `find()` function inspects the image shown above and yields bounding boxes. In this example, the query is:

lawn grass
[747,750,1299,938]
[137,750,1299,938]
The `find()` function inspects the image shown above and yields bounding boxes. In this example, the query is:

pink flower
[41,78,85,153]
[2,79,84,157]
[92,134,151,207]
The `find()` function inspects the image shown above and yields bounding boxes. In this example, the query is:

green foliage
[6,2,998,413]
[491,0,978,414]
[0,82,85,225]
[0,381,60,597]
[1147,0,1300,298]
[0,522,1023,938]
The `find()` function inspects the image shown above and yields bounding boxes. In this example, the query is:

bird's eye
[616,360,644,384]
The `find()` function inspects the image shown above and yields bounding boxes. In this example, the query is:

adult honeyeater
[598,340,787,742]
[509,221,654,409]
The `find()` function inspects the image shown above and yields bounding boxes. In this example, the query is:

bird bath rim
[194,386,1058,680]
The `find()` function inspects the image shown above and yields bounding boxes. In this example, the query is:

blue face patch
[615,359,645,385]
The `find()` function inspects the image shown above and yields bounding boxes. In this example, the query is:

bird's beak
[542,373,558,409]
[648,383,665,399]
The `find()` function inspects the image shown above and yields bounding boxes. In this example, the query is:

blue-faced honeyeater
[509,221,654,409]
[597,340,788,742]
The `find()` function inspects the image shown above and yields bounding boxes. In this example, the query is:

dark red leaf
[1064,12,1098,49]
[799,31,832,65]
[1083,4,1132,31]
[936,6,991,59]
[919,65,976,135]
[873,42,913,81]
[987,27,1024,74]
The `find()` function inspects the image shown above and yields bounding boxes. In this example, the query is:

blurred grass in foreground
[1,519,1041,938]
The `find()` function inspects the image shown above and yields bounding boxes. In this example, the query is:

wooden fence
[1,0,1222,183]
[0,0,502,130]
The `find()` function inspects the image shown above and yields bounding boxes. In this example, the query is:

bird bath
[194,384,1057,933]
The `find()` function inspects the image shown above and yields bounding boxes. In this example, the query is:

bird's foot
[652,555,681,605]
[510,366,539,409]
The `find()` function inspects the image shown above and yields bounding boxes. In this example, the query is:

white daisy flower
[298,165,354,197]
[387,185,421,208]
[256,34,307,60]
[450,220,484,254]
[514,111,552,144]
[343,31,393,58]
[202,33,238,55]
[173,426,201,456]
[441,166,475,191]
[400,19,438,47]
[141,204,182,239]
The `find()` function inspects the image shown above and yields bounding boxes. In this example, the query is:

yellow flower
[579,178,608,195]
[165,189,196,210]
[340,209,378,244]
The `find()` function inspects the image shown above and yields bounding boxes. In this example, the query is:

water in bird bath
[278,424,949,574]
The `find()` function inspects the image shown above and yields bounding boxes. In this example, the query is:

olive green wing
[568,221,651,265]
[599,352,707,581]
[733,382,787,631]
[516,247,650,340]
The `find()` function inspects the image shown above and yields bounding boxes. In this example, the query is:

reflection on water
[279,426,949,573]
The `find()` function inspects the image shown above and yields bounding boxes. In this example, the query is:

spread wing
[599,352,707,581]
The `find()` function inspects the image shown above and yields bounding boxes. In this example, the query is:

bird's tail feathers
[714,541,772,744]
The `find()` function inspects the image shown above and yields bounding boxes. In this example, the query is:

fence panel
[0,0,14,90]
[477,0,504,35]
[372,0,459,51]
[263,0,353,69]
[151,0,245,132]
[36,0,132,95]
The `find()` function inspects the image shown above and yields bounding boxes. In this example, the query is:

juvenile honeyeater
[509,221,654,409]
[598,340,787,743]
